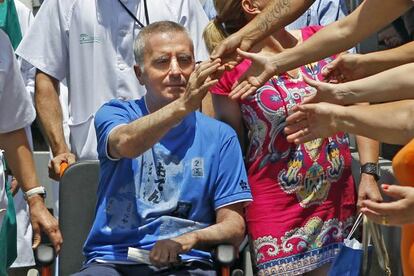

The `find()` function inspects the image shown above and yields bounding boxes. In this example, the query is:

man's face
[136,31,195,109]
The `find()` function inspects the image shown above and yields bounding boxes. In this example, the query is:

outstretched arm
[230,0,413,98]
[149,203,246,267]
[108,60,220,159]
[284,100,414,145]
[323,41,414,82]
[211,0,315,60]
[296,64,414,106]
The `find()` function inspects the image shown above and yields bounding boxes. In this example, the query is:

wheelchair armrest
[213,244,237,266]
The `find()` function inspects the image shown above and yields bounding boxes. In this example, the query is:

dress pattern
[211,26,357,275]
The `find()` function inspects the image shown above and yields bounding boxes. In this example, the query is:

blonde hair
[203,0,247,53]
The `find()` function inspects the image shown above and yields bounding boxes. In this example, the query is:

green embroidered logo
[79,33,102,44]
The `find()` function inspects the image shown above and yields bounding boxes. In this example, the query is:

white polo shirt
[0,30,36,228]
[16,0,209,160]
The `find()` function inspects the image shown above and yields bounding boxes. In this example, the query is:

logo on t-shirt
[191,158,204,177]
[239,180,249,191]
[79,33,102,44]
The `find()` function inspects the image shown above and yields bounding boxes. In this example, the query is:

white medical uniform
[8,1,37,268]
[0,29,36,232]
[16,0,210,160]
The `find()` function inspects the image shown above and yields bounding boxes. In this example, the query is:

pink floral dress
[211,26,356,275]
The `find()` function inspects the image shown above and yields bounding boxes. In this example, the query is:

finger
[230,83,251,100]
[66,154,76,165]
[195,62,221,86]
[236,48,257,61]
[361,208,389,225]
[361,199,404,215]
[32,225,41,249]
[303,75,321,89]
[381,184,407,200]
[149,249,161,267]
[285,110,307,125]
[291,132,316,145]
[211,43,228,59]
[240,86,259,100]
[49,230,63,254]
[199,79,219,92]
[284,120,308,135]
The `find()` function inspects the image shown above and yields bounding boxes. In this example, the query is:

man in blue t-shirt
[75,21,252,276]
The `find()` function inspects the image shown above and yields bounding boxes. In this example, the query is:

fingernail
[382,184,389,190]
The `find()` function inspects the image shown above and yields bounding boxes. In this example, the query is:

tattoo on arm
[256,0,291,34]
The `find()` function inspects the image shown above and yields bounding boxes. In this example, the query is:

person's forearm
[355,103,379,165]
[337,100,414,145]
[242,0,314,43]
[359,41,414,76]
[340,63,414,104]
[35,70,69,156]
[0,128,39,192]
[274,0,412,73]
[178,205,245,251]
[109,99,191,159]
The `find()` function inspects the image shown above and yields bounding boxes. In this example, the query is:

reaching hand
[229,48,277,100]
[302,76,353,104]
[361,184,414,226]
[284,102,344,144]
[322,54,368,82]
[211,32,254,63]
[48,152,76,181]
[27,196,63,253]
[181,59,221,112]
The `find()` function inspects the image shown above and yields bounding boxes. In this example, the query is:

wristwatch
[360,162,380,181]
[24,186,47,200]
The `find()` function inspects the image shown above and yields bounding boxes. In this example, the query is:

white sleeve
[16,0,71,81]
[0,31,35,133]
[173,0,210,62]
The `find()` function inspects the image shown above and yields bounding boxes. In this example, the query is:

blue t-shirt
[83,99,252,264]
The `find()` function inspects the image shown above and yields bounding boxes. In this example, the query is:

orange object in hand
[392,138,414,276]
[59,161,69,177]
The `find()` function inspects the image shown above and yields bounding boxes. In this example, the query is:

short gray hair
[133,21,194,70]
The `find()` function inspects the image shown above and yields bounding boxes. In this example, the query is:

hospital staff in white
[0,29,62,272]
[16,0,210,180]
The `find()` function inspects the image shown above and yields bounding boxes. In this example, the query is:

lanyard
[117,0,149,28]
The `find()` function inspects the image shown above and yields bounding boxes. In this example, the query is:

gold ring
[381,215,389,225]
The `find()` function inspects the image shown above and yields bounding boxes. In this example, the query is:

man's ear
[241,0,261,16]
[134,64,145,85]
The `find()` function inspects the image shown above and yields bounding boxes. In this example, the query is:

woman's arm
[230,0,413,98]
[284,100,414,145]
[211,94,246,151]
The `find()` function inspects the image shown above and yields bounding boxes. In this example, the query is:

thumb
[236,48,257,61]
[32,225,41,249]
[303,75,320,88]
[381,184,407,200]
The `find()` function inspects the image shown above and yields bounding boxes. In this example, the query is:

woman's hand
[361,184,414,226]
[322,54,368,82]
[229,49,278,100]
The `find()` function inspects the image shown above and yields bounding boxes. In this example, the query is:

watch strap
[360,162,380,181]
[24,186,46,200]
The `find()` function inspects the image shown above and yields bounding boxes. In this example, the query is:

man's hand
[180,59,221,112]
[284,102,343,144]
[48,152,76,181]
[322,54,368,83]
[27,196,63,253]
[357,174,382,212]
[149,233,197,268]
[362,184,414,226]
[229,49,277,100]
